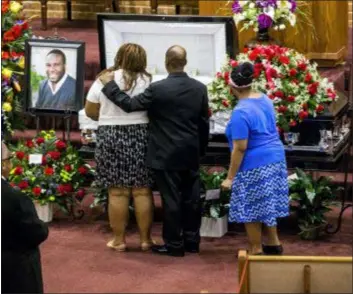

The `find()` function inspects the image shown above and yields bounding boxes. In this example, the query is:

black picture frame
[24,39,85,116]
[97,13,237,71]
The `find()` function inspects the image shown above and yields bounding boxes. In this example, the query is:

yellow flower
[2,102,13,112]
[49,196,56,202]
[2,68,12,79]
[18,56,25,69]
[10,1,23,14]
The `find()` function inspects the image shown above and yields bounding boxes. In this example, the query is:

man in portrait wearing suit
[99,45,210,257]
[1,142,49,293]
[35,49,78,111]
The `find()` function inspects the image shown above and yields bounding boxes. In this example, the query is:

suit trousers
[154,169,202,250]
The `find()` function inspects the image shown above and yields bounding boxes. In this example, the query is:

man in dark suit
[99,45,209,257]
[1,142,49,293]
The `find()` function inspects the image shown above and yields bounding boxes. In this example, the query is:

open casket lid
[97,14,237,85]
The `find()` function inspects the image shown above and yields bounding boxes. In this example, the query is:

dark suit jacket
[102,72,209,170]
[1,179,49,293]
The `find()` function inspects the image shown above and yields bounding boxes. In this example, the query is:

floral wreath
[207,44,337,131]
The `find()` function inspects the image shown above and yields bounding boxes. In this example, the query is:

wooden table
[39,0,120,30]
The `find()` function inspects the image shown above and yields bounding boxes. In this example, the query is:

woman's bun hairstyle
[230,62,254,87]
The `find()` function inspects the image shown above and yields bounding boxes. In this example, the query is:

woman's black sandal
[262,244,283,255]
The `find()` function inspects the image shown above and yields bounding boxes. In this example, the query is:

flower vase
[34,201,53,223]
[245,27,281,49]
[200,215,228,238]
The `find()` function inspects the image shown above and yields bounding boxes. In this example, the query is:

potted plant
[289,168,341,240]
[200,169,230,238]
[8,130,93,222]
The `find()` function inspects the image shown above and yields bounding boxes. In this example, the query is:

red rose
[14,166,23,175]
[249,50,259,61]
[274,91,284,98]
[292,79,299,85]
[36,137,45,145]
[22,22,29,30]
[268,94,275,100]
[55,140,67,150]
[18,181,29,190]
[308,82,319,96]
[243,47,249,53]
[16,151,25,160]
[46,151,61,160]
[76,189,85,199]
[277,105,288,113]
[304,73,312,83]
[316,104,325,113]
[298,63,307,71]
[57,183,73,195]
[279,56,290,65]
[221,100,230,107]
[327,88,336,100]
[287,95,296,102]
[289,120,297,127]
[44,167,54,176]
[42,156,47,166]
[78,166,88,175]
[216,72,222,78]
[32,187,41,196]
[230,60,238,67]
[299,110,309,120]
[64,164,72,172]
[26,140,34,148]
[223,71,230,83]
[289,69,297,77]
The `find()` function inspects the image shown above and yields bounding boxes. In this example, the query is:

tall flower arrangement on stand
[8,131,94,215]
[1,1,32,138]
[208,45,337,132]
[231,0,297,32]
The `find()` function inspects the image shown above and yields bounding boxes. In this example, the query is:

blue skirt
[228,161,289,227]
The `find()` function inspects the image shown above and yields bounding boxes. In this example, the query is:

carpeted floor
[41,202,352,293]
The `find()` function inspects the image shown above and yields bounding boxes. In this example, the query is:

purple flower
[256,0,277,8]
[258,13,273,29]
[232,0,242,13]
[289,0,297,12]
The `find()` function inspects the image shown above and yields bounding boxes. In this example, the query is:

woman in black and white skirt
[85,43,154,252]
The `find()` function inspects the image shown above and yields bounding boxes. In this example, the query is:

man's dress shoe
[185,243,200,253]
[151,244,185,257]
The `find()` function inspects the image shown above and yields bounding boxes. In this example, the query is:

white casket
[97,13,236,90]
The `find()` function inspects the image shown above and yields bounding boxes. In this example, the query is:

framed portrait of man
[24,39,85,115]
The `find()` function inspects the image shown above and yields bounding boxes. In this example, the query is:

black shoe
[262,244,283,255]
[151,244,185,257]
[185,243,200,253]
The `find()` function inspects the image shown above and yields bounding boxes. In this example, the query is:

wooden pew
[238,250,352,294]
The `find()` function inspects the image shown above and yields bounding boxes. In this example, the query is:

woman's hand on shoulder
[100,71,114,85]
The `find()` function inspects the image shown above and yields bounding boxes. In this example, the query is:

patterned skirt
[228,161,289,227]
[95,124,153,188]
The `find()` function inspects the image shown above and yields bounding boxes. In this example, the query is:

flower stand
[200,215,228,238]
[34,201,53,223]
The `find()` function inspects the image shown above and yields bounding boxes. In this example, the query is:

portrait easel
[30,29,74,143]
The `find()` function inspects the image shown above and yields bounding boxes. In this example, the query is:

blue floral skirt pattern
[228,161,289,227]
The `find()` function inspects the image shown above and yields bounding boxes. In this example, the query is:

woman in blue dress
[221,62,289,255]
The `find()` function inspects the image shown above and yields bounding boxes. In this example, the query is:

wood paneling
[199,1,349,67]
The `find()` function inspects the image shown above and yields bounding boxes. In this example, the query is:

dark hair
[230,62,254,87]
[96,43,152,92]
[47,49,66,64]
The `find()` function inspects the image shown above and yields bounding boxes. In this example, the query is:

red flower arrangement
[208,45,338,131]
[8,130,93,210]
[1,0,32,137]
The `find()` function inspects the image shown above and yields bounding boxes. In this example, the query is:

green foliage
[289,168,342,235]
[30,69,46,93]
[200,168,230,219]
